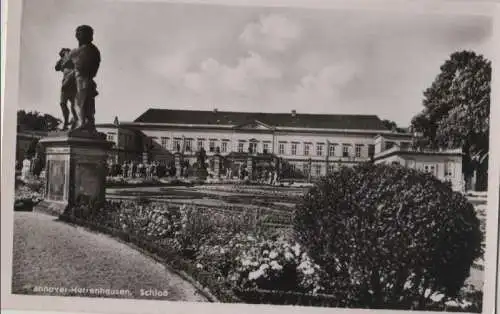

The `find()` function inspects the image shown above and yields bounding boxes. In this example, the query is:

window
[401,142,411,150]
[407,159,416,169]
[209,139,216,152]
[316,143,324,156]
[315,164,322,176]
[342,144,350,157]
[238,141,244,152]
[173,138,181,151]
[263,143,269,154]
[368,144,375,158]
[445,162,454,177]
[355,144,363,158]
[303,162,310,175]
[249,142,257,153]
[197,139,205,151]
[329,144,336,157]
[279,143,285,155]
[328,164,336,173]
[107,132,115,142]
[424,164,437,176]
[161,137,169,149]
[385,141,395,150]
[291,143,297,155]
[185,139,192,152]
[221,141,228,153]
[304,143,310,156]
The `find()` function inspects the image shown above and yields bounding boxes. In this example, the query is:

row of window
[278,142,370,158]
[290,162,344,176]
[406,160,455,177]
[152,136,373,158]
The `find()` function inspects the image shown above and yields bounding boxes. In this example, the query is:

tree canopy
[381,119,407,133]
[410,51,491,167]
[17,110,61,132]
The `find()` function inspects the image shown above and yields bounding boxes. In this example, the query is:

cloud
[147,51,192,80]
[239,14,302,52]
[182,52,282,96]
[290,63,358,109]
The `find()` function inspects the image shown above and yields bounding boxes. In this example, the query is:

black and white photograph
[1,0,500,314]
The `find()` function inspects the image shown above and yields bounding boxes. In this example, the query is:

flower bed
[14,178,44,211]
[106,176,199,188]
[66,193,482,310]
[67,199,323,304]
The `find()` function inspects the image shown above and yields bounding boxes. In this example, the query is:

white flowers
[270,260,283,271]
[297,259,317,275]
[229,235,323,294]
[248,269,266,280]
[284,251,294,261]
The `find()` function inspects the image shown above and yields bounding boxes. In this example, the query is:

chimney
[113,116,119,126]
[291,110,296,117]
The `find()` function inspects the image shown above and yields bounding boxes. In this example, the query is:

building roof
[133,109,390,131]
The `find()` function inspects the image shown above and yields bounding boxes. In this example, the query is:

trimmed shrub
[294,163,483,310]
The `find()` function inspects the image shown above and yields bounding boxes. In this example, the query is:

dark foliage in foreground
[294,163,483,310]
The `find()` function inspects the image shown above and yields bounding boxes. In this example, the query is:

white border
[2,1,499,314]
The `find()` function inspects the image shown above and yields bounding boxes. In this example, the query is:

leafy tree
[410,51,491,185]
[17,110,61,131]
[25,138,39,158]
[294,163,483,310]
[381,119,406,133]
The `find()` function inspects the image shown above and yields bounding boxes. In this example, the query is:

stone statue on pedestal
[35,25,111,218]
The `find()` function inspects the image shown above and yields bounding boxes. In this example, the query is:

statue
[196,147,208,180]
[63,25,101,131]
[55,48,77,130]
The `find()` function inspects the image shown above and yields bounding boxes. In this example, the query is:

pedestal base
[33,130,112,217]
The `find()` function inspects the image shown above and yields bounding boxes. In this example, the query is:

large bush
[294,163,483,310]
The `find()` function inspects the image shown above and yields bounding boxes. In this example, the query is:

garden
[14,163,485,311]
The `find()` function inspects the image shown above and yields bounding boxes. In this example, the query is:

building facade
[95,108,466,190]
[97,109,394,171]
[373,136,464,191]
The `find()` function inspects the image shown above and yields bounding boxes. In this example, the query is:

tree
[381,119,406,133]
[25,138,39,158]
[294,164,483,310]
[410,51,491,188]
[382,119,397,131]
[17,110,61,131]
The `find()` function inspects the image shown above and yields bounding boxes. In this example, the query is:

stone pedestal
[142,151,149,164]
[34,130,112,217]
[247,157,254,181]
[213,154,221,178]
[21,158,33,181]
[174,152,183,178]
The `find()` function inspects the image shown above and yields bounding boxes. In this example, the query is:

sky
[18,0,494,127]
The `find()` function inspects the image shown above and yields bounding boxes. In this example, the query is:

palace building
[94,108,466,191]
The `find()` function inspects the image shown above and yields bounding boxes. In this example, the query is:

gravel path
[11,212,207,302]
